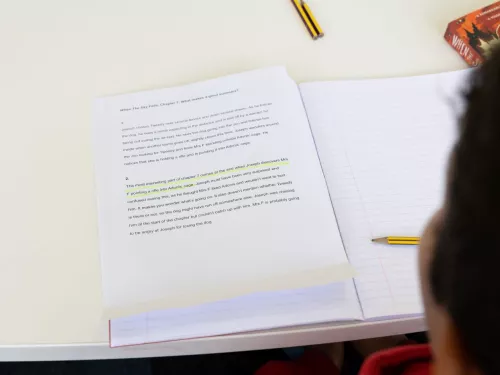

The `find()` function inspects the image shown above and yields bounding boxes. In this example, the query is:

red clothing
[360,344,431,375]
[255,344,431,375]
[255,349,340,375]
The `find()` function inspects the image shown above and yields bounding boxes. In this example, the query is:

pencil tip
[372,237,387,244]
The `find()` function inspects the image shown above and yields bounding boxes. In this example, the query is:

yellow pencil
[301,1,324,37]
[291,0,318,39]
[372,236,420,245]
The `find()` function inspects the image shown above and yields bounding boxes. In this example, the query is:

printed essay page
[300,70,467,319]
[93,67,355,319]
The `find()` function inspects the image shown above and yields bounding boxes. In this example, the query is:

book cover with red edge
[445,2,500,66]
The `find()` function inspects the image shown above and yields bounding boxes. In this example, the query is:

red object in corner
[359,344,432,375]
[444,2,500,67]
[255,349,340,375]
[255,344,431,375]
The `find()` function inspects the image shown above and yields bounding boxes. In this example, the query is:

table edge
[0,317,426,361]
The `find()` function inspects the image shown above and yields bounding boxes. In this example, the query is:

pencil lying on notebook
[372,237,420,245]
[291,0,324,39]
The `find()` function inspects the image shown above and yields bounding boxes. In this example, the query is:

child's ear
[432,315,481,375]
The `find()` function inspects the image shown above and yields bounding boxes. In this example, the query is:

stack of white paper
[92,67,468,347]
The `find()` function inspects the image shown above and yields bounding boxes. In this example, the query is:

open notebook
[92,67,468,347]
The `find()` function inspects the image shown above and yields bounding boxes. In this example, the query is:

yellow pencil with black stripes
[372,236,420,246]
[301,1,324,38]
[291,0,319,39]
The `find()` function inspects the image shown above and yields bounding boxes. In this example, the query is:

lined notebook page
[110,281,361,347]
[300,70,468,319]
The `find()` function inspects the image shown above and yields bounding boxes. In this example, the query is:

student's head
[419,47,500,375]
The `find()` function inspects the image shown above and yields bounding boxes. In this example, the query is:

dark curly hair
[431,47,500,374]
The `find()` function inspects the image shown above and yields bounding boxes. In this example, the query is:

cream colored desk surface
[0,0,481,361]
